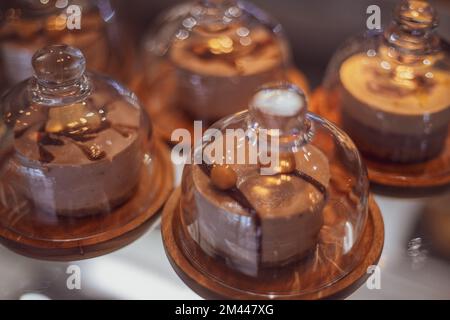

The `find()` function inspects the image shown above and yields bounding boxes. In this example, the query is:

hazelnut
[211,164,237,190]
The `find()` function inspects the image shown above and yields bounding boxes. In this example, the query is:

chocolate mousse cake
[7,97,142,217]
[334,0,450,164]
[169,18,288,121]
[339,53,450,163]
[186,84,330,276]
[189,125,330,276]
[1,44,143,217]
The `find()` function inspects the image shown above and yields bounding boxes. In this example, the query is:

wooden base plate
[0,139,173,261]
[162,188,384,300]
[133,68,309,143]
[311,87,450,189]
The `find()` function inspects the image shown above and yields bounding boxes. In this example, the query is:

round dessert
[339,53,450,163]
[326,0,450,164]
[143,0,295,123]
[7,99,141,217]
[170,24,287,121]
[191,145,330,276]
[164,82,379,298]
[0,43,174,261]
[185,84,330,277]
[1,44,144,217]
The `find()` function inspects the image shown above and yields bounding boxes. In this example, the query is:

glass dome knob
[249,83,308,145]
[32,44,86,87]
[395,0,438,31]
[384,0,440,60]
[191,0,241,30]
[196,0,239,13]
[200,0,236,7]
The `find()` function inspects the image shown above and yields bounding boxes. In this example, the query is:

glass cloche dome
[165,82,377,298]
[321,0,450,164]
[141,0,308,125]
[0,0,127,92]
[0,44,171,259]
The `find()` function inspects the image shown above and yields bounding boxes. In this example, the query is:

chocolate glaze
[14,124,36,138]
[292,170,328,199]
[37,128,65,163]
[13,100,138,163]
[38,133,64,146]
[368,68,434,98]
[38,144,55,163]
[190,37,275,74]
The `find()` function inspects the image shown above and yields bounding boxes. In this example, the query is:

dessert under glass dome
[313,0,450,188]
[138,0,309,140]
[0,44,172,260]
[162,83,384,299]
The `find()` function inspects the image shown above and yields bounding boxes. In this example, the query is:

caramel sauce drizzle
[188,35,277,73]
[366,65,435,98]
[14,125,35,139]
[13,103,138,163]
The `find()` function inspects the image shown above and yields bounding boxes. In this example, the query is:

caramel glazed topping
[199,152,328,264]
[13,98,138,163]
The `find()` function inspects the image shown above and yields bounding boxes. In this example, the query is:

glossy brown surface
[162,187,384,300]
[0,139,173,261]
[311,87,450,189]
